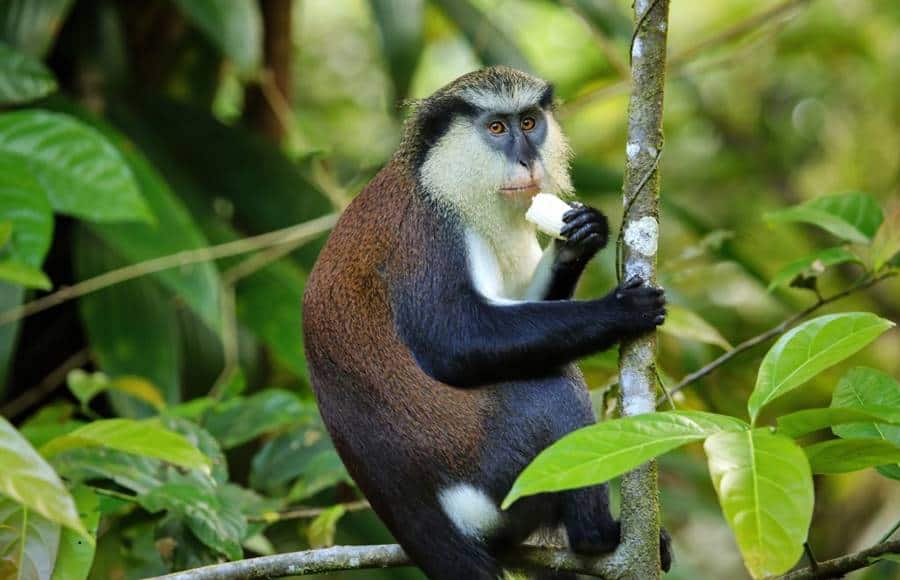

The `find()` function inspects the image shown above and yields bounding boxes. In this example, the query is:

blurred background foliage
[0,0,898,578]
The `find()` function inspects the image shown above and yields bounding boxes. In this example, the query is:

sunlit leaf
[0,417,85,536]
[704,429,813,578]
[765,192,884,244]
[0,110,150,223]
[871,207,900,270]
[66,370,165,412]
[0,41,56,105]
[40,419,209,470]
[502,411,748,508]
[171,0,262,74]
[0,496,60,580]
[805,439,900,474]
[767,246,861,291]
[831,367,900,480]
[50,486,99,580]
[307,505,347,549]
[748,313,894,423]
[660,304,732,350]
[0,259,50,289]
[776,406,900,438]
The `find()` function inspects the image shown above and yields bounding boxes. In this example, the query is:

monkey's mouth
[499,181,541,201]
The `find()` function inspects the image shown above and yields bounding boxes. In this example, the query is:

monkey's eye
[487,121,507,135]
[521,117,536,131]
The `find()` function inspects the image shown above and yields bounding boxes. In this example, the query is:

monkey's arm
[392,273,664,388]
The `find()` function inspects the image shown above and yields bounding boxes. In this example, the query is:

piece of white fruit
[525,193,572,239]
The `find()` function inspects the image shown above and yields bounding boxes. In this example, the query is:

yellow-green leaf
[660,304,732,350]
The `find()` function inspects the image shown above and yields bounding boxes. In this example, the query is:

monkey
[303,66,671,580]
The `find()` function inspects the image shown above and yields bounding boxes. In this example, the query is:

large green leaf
[704,429,813,579]
[748,313,894,423]
[805,439,900,474]
[138,474,245,561]
[0,417,85,536]
[871,208,900,269]
[660,304,732,350]
[0,41,56,105]
[767,246,861,291]
[73,228,180,417]
[0,156,52,267]
[431,0,531,71]
[0,0,75,58]
[502,411,748,509]
[765,192,884,244]
[776,406,900,438]
[0,260,50,289]
[171,0,261,74]
[203,389,306,449]
[50,486,99,580]
[0,110,150,223]
[369,0,424,100]
[40,419,209,470]
[831,367,900,480]
[0,496,60,580]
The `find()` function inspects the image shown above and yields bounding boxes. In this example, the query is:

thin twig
[563,0,816,116]
[91,486,139,503]
[1,349,91,418]
[658,272,898,405]
[879,519,900,544]
[248,500,370,524]
[776,538,900,580]
[0,214,339,329]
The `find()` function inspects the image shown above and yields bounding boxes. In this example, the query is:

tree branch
[776,538,900,580]
[617,0,670,577]
[658,271,898,406]
[146,543,643,579]
[0,214,338,328]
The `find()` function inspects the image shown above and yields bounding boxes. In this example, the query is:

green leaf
[0,220,12,248]
[287,451,352,503]
[0,41,56,105]
[0,417,85,538]
[307,505,347,549]
[0,0,75,58]
[203,389,306,449]
[73,229,181,417]
[138,475,245,561]
[704,429,813,579]
[0,259,50,289]
[431,0,531,71]
[871,208,900,270]
[502,411,748,509]
[0,110,150,223]
[767,246,861,291]
[765,192,884,244]
[660,304,732,350]
[805,439,900,474]
[776,406,900,438]
[50,486,99,580]
[0,496,60,580]
[40,419,210,470]
[171,0,262,74]
[831,367,900,480]
[368,0,424,100]
[0,156,53,267]
[748,313,894,423]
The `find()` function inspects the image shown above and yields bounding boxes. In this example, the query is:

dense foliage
[0,0,897,579]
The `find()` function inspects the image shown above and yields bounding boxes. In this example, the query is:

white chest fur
[465,228,544,303]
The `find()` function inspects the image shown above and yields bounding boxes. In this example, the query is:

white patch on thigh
[438,483,502,539]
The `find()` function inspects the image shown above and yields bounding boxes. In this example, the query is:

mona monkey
[303,66,671,579]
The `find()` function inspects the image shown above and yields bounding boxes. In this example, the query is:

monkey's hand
[556,204,609,264]
[606,275,666,332]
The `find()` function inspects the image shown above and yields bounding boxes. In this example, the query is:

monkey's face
[416,70,573,229]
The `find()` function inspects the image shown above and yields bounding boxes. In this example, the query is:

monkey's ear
[539,83,555,110]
